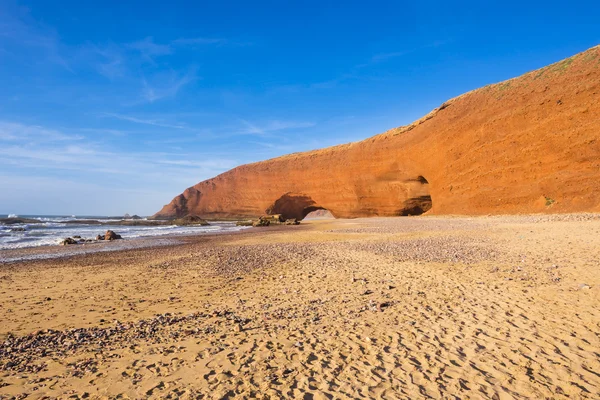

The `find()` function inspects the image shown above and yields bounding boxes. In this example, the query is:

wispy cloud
[238,119,316,135]
[126,35,238,64]
[369,40,450,64]
[172,37,228,46]
[100,113,186,129]
[156,159,236,168]
[140,68,197,103]
[369,51,410,63]
[0,121,83,142]
[0,120,238,183]
[279,39,452,91]
[88,43,127,79]
[126,36,172,63]
[0,4,71,71]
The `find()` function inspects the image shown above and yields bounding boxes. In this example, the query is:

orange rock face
[153,46,600,220]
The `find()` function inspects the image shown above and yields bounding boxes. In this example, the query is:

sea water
[0,214,247,250]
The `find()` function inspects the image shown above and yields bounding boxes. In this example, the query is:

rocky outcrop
[60,238,78,245]
[153,46,600,220]
[104,230,122,240]
[171,215,210,226]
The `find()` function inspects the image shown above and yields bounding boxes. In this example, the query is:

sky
[1,1,599,216]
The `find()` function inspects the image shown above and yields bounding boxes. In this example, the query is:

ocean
[0,214,247,250]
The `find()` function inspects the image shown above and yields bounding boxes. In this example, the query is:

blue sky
[1,1,598,216]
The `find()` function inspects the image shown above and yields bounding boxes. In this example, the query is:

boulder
[261,214,284,224]
[252,218,270,227]
[96,235,105,240]
[104,230,122,240]
[236,220,254,226]
[60,237,78,245]
[284,219,300,225]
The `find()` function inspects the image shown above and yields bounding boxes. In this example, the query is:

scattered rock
[60,237,78,245]
[104,230,122,240]
[236,220,254,227]
[172,215,210,226]
[252,218,270,227]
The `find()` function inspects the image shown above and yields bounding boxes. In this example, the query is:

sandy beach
[1,215,599,399]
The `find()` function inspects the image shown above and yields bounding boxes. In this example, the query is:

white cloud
[239,119,316,135]
[0,121,83,142]
[0,121,235,181]
[100,113,186,129]
[172,37,228,46]
[0,5,72,71]
[126,36,172,62]
[138,68,197,103]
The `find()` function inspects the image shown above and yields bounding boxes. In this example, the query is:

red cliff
[153,46,600,220]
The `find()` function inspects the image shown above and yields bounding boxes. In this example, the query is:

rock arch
[398,175,432,216]
[266,193,331,220]
[152,47,600,220]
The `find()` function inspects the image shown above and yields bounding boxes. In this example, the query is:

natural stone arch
[266,193,332,220]
[398,175,432,216]
[304,209,335,220]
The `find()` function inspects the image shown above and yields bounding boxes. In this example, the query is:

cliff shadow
[398,175,432,216]
[266,193,332,220]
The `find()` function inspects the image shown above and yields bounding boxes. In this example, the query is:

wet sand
[1,215,599,399]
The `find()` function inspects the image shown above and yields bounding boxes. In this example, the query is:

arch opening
[399,175,432,216]
[303,207,335,220]
[266,192,331,221]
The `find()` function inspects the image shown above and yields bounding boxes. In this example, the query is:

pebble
[0,310,250,373]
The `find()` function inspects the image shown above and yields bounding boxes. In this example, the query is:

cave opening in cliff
[303,207,335,220]
[266,192,333,221]
[399,176,432,216]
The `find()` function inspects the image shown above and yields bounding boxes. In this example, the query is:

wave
[0,222,249,250]
[7,214,18,218]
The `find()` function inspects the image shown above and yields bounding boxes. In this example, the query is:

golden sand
[1,215,599,399]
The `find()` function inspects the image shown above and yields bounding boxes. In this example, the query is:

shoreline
[0,224,261,264]
[3,212,599,263]
[1,215,599,398]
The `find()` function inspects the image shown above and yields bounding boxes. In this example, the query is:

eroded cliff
[154,46,600,220]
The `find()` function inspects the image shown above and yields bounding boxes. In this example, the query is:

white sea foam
[0,220,248,251]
